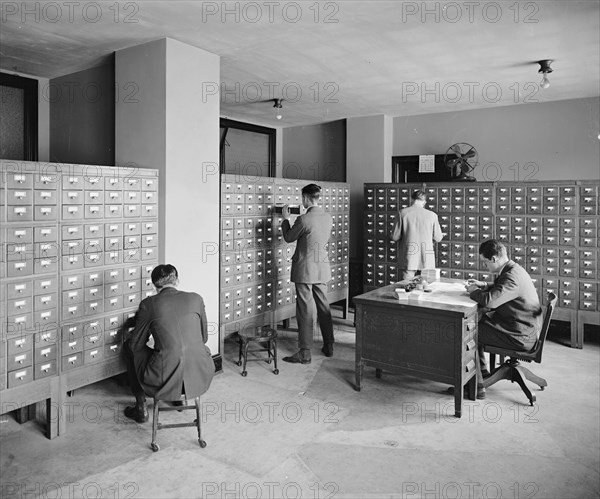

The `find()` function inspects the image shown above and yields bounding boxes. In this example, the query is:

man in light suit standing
[281,184,334,364]
[392,189,444,281]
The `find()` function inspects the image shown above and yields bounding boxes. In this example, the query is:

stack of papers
[421,268,440,282]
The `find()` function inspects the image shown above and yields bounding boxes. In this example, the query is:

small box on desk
[421,268,440,282]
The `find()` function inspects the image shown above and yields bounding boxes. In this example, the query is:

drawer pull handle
[465,360,476,373]
[466,340,476,351]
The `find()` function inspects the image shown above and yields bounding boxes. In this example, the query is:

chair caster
[151,442,159,452]
[267,359,272,364]
[236,361,242,366]
[529,394,536,406]
[241,371,247,377]
[274,369,279,375]
[540,386,545,391]
[199,439,207,448]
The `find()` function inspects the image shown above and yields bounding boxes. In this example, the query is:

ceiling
[1,1,599,128]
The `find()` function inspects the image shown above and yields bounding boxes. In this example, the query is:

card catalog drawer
[8,205,33,222]
[62,338,83,354]
[104,342,122,359]
[6,227,33,243]
[7,173,33,189]
[8,350,33,371]
[62,176,85,190]
[142,204,157,217]
[62,352,83,371]
[105,204,122,218]
[105,176,124,190]
[141,177,158,191]
[84,189,104,204]
[7,259,33,277]
[7,188,32,205]
[105,190,123,204]
[34,205,57,221]
[83,347,104,365]
[62,205,83,220]
[8,366,33,388]
[34,359,57,380]
[34,343,57,363]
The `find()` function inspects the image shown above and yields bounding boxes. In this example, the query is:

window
[0,73,38,160]
[220,119,275,177]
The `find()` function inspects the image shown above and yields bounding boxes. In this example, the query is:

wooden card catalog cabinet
[1,160,159,436]
[220,175,350,336]
[364,180,599,349]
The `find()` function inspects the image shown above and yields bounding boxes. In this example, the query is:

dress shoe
[124,405,149,423]
[447,385,486,400]
[282,351,311,364]
[321,343,333,357]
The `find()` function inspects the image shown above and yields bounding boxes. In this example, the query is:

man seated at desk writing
[465,240,543,400]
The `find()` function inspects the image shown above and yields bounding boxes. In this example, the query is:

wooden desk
[354,279,479,418]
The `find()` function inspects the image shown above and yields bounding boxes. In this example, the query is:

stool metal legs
[150,397,206,452]
[237,331,279,376]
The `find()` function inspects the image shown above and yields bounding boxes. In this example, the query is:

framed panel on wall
[392,155,453,183]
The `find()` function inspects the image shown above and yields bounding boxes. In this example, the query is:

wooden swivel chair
[482,292,557,406]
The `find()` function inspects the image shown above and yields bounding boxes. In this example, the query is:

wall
[393,97,600,182]
[116,38,221,354]
[282,120,346,182]
[50,58,115,165]
[346,115,393,260]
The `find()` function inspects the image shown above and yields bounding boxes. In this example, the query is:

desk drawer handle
[465,360,476,374]
[466,340,476,351]
[466,322,476,332]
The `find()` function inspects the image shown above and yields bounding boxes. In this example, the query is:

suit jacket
[282,206,332,284]
[469,260,543,344]
[392,204,443,270]
[129,287,214,401]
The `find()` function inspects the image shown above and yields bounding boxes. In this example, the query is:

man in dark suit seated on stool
[465,239,543,400]
[123,264,215,423]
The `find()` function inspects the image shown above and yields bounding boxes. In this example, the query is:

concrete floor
[1,309,599,499]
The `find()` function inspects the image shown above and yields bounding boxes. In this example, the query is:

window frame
[220,118,275,177]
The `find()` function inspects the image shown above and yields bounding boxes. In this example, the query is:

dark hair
[479,240,507,260]
[302,183,322,200]
[411,189,426,201]
[151,264,178,288]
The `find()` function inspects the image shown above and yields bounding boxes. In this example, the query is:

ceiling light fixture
[537,59,553,89]
[273,99,283,120]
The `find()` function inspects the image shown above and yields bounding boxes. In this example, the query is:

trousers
[477,318,536,384]
[294,282,334,350]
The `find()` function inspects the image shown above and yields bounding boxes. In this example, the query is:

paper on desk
[418,281,475,307]
[427,281,467,293]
